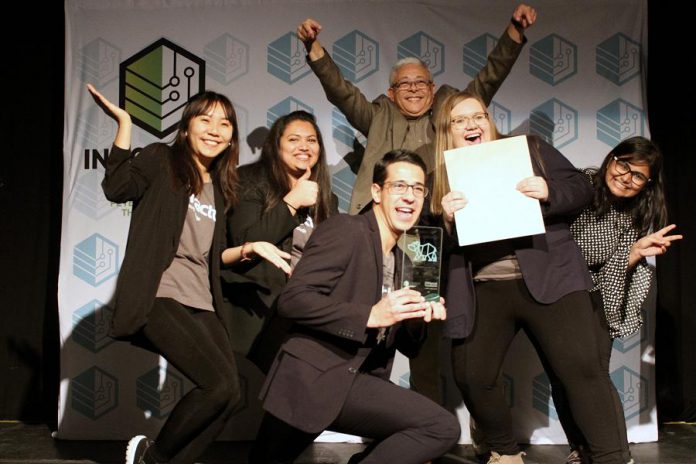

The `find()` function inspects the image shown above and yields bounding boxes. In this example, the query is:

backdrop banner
[60,0,654,444]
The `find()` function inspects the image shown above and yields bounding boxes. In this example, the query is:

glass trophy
[397,226,443,302]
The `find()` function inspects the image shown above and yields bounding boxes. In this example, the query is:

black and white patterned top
[570,169,654,338]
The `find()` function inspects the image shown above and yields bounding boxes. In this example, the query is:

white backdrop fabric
[60,0,654,445]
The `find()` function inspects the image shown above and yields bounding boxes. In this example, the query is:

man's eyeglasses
[392,79,432,91]
[451,112,489,130]
[382,181,429,198]
[612,156,651,187]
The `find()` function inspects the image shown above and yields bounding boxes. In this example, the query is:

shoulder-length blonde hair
[431,91,499,215]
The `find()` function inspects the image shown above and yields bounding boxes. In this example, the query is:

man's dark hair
[372,149,427,185]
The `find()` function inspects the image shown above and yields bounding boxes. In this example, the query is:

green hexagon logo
[119,38,205,138]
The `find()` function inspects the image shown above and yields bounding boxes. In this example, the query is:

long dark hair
[593,136,667,235]
[170,91,239,211]
[258,110,333,224]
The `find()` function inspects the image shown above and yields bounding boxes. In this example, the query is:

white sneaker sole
[125,435,147,464]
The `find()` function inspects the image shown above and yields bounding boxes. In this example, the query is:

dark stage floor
[0,421,694,463]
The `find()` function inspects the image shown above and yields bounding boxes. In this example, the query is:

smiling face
[450,97,492,148]
[279,120,320,179]
[604,156,651,199]
[372,161,426,240]
[187,102,234,169]
[387,63,435,118]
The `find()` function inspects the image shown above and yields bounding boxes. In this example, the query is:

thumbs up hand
[284,167,318,212]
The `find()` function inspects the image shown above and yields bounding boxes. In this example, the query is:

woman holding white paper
[431,91,630,464]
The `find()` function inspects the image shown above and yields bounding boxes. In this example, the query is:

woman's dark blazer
[221,162,338,366]
[102,144,229,338]
[444,136,594,339]
[223,162,303,315]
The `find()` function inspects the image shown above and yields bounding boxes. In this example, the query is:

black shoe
[125,435,155,464]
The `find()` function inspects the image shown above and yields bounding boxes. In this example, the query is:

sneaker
[125,435,154,464]
[566,447,592,464]
[486,451,526,464]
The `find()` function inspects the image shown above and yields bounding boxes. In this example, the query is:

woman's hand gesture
[629,224,683,267]
[86,84,132,149]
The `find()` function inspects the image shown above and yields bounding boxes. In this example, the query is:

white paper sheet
[444,136,545,246]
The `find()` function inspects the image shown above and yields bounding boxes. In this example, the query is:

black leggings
[542,291,631,461]
[141,298,241,464]
[452,279,625,464]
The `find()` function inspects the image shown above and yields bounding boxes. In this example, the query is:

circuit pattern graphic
[333,30,379,82]
[119,38,205,138]
[398,32,444,77]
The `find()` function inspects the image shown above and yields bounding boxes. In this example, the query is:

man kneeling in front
[249,149,460,463]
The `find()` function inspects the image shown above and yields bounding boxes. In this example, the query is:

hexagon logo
[488,101,512,135]
[120,38,205,138]
[266,98,313,128]
[398,32,444,78]
[136,367,186,419]
[530,34,577,86]
[332,166,357,213]
[73,233,119,287]
[596,33,641,85]
[79,38,121,87]
[611,366,649,420]
[596,99,645,147]
[530,98,579,148]
[333,30,379,83]
[532,372,558,420]
[73,171,117,220]
[71,366,118,420]
[205,34,249,84]
[72,299,115,353]
[267,32,311,84]
[463,33,497,78]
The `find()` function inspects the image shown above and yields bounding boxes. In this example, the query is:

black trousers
[543,291,631,462]
[452,279,625,464]
[250,371,460,464]
[141,298,241,464]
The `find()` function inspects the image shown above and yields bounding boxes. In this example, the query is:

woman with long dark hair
[552,136,681,464]
[432,90,631,464]
[87,85,290,464]
[223,110,338,371]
